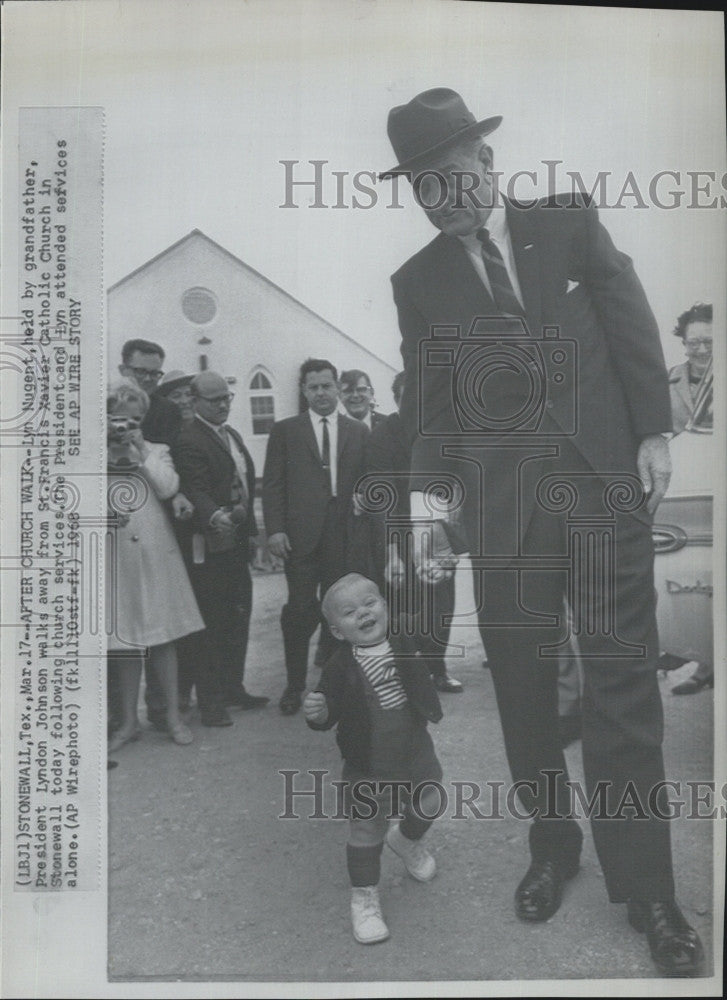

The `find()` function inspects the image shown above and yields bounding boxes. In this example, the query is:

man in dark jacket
[366,370,462,693]
[379,87,703,975]
[174,371,269,726]
[263,359,368,715]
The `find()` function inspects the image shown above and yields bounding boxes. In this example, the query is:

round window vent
[181,287,217,324]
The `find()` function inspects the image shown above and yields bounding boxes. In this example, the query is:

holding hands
[303,691,328,724]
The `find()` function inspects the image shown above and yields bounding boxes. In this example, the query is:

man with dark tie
[263,359,368,715]
[379,88,703,976]
[174,371,269,727]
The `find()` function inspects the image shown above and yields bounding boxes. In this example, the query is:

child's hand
[303,691,328,724]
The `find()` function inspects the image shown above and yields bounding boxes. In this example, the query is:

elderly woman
[107,379,204,749]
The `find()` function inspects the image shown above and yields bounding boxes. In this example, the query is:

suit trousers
[281,499,346,692]
[182,545,253,711]
[386,573,455,680]
[470,439,674,902]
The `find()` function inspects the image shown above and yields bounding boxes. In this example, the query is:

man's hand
[637,434,672,514]
[385,546,406,588]
[209,509,236,545]
[412,520,458,583]
[171,492,194,521]
[303,691,328,724]
[268,531,291,559]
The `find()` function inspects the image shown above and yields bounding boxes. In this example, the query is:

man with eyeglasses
[174,371,269,726]
[339,369,387,431]
[118,339,183,448]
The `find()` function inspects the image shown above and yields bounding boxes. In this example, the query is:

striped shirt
[353,640,408,710]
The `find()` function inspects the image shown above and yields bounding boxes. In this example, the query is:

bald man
[174,371,269,726]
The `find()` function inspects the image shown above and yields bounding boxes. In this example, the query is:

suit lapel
[432,234,497,326]
[298,412,322,463]
[194,417,234,467]
[336,413,349,461]
[506,199,542,336]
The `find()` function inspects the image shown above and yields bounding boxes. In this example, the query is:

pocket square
[566,279,580,294]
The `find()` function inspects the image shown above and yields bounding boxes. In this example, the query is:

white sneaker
[350,886,390,944]
[386,822,436,882]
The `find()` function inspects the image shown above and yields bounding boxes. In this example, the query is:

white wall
[107,234,398,469]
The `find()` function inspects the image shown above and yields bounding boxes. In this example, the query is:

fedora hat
[380,88,501,179]
[157,369,193,396]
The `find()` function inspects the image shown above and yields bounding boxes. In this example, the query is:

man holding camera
[380,88,703,976]
[174,371,269,727]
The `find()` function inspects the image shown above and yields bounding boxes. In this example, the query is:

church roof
[108,229,395,370]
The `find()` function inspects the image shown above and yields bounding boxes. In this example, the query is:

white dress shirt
[308,409,338,496]
[457,204,524,307]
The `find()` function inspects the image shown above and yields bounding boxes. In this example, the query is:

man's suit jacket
[142,392,183,448]
[174,417,257,540]
[391,195,672,533]
[370,410,388,431]
[262,412,368,557]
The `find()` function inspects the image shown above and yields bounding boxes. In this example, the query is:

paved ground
[108,567,715,984]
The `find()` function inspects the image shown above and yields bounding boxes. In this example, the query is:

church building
[107,230,398,469]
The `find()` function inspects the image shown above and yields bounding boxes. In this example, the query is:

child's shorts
[341,703,443,821]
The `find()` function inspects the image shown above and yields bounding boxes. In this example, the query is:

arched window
[249,368,276,435]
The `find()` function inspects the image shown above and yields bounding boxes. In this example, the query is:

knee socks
[347,843,383,887]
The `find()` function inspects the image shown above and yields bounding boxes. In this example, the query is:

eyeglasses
[685,338,713,349]
[198,392,235,404]
[341,384,372,396]
[126,366,164,382]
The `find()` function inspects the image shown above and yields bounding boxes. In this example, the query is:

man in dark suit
[119,339,183,449]
[366,370,462,693]
[380,88,703,975]
[174,371,269,727]
[263,359,368,715]
[339,369,388,431]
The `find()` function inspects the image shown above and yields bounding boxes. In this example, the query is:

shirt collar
[308,409,333,428]
[196,413,226,435]
[458,203,509,254]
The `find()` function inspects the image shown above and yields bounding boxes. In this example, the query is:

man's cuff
[409,491,443,520]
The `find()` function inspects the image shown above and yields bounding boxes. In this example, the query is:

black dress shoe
[200,708,234,727]
[627,900,705,977]
[671,670,714,695]
[279,689,302,716]
[515,859,579,922]
[228,690,270,709]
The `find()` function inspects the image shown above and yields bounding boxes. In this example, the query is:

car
[653,362,714,672]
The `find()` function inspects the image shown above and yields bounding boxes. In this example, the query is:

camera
[418,316,578,437]
[108,415,141,439]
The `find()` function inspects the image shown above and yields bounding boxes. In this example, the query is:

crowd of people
[106,344,463,751]
[107,86,714,973]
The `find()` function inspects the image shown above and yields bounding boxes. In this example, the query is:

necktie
[320,417,332,494]
[476,227,524,317]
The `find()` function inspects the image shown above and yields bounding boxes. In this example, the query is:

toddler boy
[304,573,444,944]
